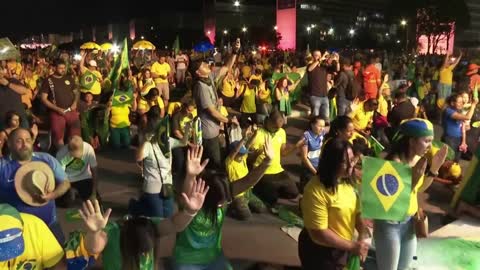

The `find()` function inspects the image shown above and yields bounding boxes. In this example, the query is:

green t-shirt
[174,208,225,264]
[102,219,162,270]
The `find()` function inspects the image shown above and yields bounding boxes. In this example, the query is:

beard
[13,147,33,161]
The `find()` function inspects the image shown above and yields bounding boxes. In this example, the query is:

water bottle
[411,256,419,270]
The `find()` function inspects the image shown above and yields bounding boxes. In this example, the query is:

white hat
[88,60,97,67]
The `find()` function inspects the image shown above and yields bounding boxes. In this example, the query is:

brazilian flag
[108,38,130,106]
[193,117,202,145]
[65,231,97,269]
[451,145,480,208]
[368,135,385,157]
[80,70,98,91]
[361,157,412,221]
[112,84,134,107]
[155,115,171,157]
[271,67,307,103]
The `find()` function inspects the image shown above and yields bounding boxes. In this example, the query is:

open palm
[79,200,112,233]
[182,179,209,213]
[186,145,209,177]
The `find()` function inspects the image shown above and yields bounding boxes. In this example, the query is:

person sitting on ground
[246,109,300,207]
[173,142,274,269]
[56,135,100,206]
[348,98,378,137]
[171,98,196,176]
[225,127,267,220]
[298,116,327,193]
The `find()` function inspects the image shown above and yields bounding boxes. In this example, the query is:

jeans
[110,127,131,149]
[173,253,232,270]
[128,192,174,218]
[336,97,352,117]
[442,135,462,162]
[310,96,329,120]
[202,136,223,170]
[373,218,416,270]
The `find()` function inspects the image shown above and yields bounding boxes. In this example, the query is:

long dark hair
[200,170,231,226]
[4,110,20,128]
[317,138,354,193]
[120,217,159,270]
[385,135,412,162]
[324,115,353,141]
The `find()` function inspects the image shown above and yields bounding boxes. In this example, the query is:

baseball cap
[0,204,24,262]
[230,141,251,155]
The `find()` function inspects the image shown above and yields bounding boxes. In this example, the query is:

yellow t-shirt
[377,95,389,117]
[302,178,358,246]
[258,87,271,104]
[139,79,156,96]
[407,156,424,216]
[168,102,182,116]
[0,213,64,270]
[439,66,454,85]
[151,62,171,84]
[240,85,257,113]
[226,155,249,197]
[110,104,131,128]
[222,79,236,98]
[24,74,39,91]
[80,70,103,95]
[138,97,165,113]
[220,106,229,117]
[349,102,374,131]
[251,128,286,174]
[21,89,33,109]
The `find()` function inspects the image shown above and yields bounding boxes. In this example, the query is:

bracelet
[183,209,197,217]
[426,170,438,177]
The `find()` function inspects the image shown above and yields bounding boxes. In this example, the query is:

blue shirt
[303,130,324,168]
[442,107,462,138]
[0,152,66,226]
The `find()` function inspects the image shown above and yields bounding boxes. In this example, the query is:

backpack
[345,72,361,101]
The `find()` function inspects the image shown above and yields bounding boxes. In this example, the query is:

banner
[361,157,412,221]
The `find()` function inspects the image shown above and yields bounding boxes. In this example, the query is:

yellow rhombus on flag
[361,157,412,221]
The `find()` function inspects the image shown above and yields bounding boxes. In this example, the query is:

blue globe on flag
[376,174,399,197]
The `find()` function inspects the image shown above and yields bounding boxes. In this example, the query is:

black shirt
[40,75,76,109]
[307,64,328,97]
[0,78,26,123]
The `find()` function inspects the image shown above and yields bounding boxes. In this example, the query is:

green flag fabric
[451,146,480,208]
[108,38,130,99]
[369,135,385,157]
[432,140,455,161]
[172,35,180,55]
[361,157,412,221]
[0,38,20,60]
[346,255,361,270]
[80,70,98,91]
[155,115,171,157]
[271,67,307,103]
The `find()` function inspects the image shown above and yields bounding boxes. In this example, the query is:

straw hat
[14,162,55,207]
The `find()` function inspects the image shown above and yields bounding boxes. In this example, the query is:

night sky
[1,0,276,37]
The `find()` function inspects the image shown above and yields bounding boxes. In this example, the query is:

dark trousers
[57,179,101,208]
[252,171,299,206]
[202,136,223,170]
[128,193,174,218]
[442,135,462,162]
[298,229,348,270]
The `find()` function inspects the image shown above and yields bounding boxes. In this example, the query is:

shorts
[156,82,170,100]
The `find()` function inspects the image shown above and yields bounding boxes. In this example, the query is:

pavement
[56,105,467,270]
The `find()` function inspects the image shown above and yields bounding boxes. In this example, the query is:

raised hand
[186,145,209,177]
[78,200,112,233]
[430,145,448,174]
[182,179,209,213]
[412,157,428,188]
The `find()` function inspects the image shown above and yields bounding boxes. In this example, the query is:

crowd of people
[0,35,479,270]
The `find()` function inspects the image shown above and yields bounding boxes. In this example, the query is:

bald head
[68,135,84,157]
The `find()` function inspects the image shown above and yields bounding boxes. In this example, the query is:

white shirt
[141,141,172,194]
[56,142,97,182]
[175,55,188,70]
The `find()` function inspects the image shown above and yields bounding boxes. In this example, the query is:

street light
[349,29,355,36]
[234,0,240,7]
[400,19,408,51]
[307,26,311,33]
[207,31,211,35]
[141,36,144,39]
[401,19,407,26]
[223,30,228,35]
[242,27,247,33]
[328,28,334,35]
[311,24,316,28]
[274,25,278,31]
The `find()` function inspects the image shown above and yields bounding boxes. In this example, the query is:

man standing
[307,50,329,120]
[40,59,81,149]
[56,135,99,204]
[439,51,462,102]
[192,39,241,169]
[335,59,357,116]
[151,53,171,108]
[0,65,30,130]
[363,57,382,100]
[0,128,71,243]
[175,50,189,85]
